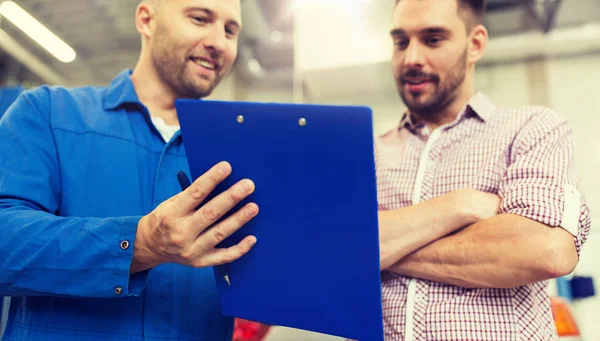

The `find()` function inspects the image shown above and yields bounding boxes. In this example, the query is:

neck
[130,55,180,126]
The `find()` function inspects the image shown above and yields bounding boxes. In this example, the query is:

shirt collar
[466,91,495,122]
[102,69,143,111]
[398,91,495,130]
[398,111,410,127]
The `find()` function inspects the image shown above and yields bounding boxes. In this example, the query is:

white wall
[547,54,600,222]
[546,53,600,340]
[246,85,294,103]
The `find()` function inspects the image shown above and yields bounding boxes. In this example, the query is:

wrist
[452,189,483,226]
[130,216,161,274]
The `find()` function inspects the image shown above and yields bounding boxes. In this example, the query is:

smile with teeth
[193,58,216,70]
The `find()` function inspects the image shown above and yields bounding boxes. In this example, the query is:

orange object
[550,296,580,337]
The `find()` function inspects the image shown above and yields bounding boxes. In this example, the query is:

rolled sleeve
[499,108,591,257]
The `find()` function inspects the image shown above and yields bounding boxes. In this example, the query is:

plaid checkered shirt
[375,92,591,341]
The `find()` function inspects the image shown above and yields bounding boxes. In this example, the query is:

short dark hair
[457,0,486,27]
[395,0,487,29]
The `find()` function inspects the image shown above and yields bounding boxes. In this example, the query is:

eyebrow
[186,7,242,31]
[390,26,451,37]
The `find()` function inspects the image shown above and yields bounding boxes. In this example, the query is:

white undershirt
[151,116,180,143]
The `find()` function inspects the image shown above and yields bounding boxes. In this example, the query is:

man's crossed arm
[379,189,578,288]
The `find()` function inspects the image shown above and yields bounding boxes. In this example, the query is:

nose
[203,25,228,55]
[403,40,425,68]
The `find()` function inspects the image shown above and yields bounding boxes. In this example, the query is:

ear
[467,24,488,64]
[135,2,156,39]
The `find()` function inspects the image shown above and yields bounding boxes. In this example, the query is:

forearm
[388,214,577,288]
[0,200,147,297]
[379,190,481,270]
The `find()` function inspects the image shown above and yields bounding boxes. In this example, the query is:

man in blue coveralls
[0,0,259,340]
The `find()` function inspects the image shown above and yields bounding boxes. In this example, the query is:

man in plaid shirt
[376,0,592,340]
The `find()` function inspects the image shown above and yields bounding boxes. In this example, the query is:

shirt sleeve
[0,89,149,298]
[498,107,592,257]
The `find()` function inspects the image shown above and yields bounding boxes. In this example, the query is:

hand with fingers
[129,161,258,274]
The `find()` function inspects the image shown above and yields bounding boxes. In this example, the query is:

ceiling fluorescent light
[0,1,76,63]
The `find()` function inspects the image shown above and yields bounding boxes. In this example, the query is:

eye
[225,26,239,39]
[192,16,208,24]
[394,39,408,49]
[425,36,443,46]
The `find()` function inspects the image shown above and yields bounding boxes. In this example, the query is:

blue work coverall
[0,70,233,340]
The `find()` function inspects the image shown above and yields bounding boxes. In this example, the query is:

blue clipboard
[176,99,383,341]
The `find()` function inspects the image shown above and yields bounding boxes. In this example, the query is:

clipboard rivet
[298,118,307,126]
[237,115,244,123]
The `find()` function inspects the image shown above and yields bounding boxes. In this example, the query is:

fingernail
[245,205,258,217]
[241,179,254,193]
[218,162,231,175]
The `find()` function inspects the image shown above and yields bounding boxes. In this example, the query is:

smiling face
[141,0,241,99]
[391,0,486,118]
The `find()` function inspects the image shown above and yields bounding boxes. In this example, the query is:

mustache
[400,69,440,83]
